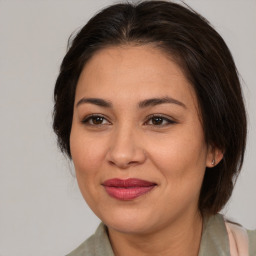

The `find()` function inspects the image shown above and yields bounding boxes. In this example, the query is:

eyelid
[144,114,177,126]
[81,114,111,125]
[81,113,176,127]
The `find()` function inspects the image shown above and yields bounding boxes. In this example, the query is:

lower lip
[104,186,155,200]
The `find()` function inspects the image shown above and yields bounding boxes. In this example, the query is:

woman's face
[70,45,214,234]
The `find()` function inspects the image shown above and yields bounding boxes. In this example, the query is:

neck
[107,211,203,256]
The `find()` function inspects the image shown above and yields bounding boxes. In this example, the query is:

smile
[102,178,157,200]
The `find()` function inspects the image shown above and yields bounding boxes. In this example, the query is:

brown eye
[145,115,176,126]
[82,115,110,126]
[91,116,104,125]
[151,116,164,125]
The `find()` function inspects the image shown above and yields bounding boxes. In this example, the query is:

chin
[107,219,151,235]
[98,207,159,235]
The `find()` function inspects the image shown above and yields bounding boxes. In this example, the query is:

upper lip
[102,178,156,187]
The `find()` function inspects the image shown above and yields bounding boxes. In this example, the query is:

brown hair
[53,1,247,215]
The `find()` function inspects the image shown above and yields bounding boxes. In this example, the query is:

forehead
[75,45,197,108]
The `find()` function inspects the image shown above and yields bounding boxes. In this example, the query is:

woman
[53,1,256,255]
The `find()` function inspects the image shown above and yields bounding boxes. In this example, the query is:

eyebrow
[138,97,186,109]
[76,98,112,108]
[76,96,186,109]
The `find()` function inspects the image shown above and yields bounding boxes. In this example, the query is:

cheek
[147,135,207,212]
[70,129,107,174]
[146,127,207,187]
[69,127,110,210]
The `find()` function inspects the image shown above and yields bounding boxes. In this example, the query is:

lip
[102,178,157,201]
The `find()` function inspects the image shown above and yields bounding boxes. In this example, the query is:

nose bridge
[107,121,145,168]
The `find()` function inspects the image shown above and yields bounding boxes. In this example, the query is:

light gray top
[67,214,256,256]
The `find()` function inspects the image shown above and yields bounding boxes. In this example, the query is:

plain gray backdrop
[0,0,255,255]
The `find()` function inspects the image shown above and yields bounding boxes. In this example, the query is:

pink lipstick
[102,178,156,200]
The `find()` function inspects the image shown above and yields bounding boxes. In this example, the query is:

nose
[106,126,146,169]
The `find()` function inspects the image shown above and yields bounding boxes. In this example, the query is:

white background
[0,0,255,255]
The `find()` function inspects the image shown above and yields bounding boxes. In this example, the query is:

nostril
[108,161,115,166]
[128,160,140,166]
[107,159,144,169]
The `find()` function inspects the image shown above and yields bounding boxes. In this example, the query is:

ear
[206,145,224,168]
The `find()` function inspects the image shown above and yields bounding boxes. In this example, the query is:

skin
[70,45,223,256]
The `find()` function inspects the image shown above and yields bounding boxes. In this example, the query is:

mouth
[102,178,157,201]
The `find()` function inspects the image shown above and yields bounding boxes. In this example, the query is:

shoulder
[199,213,256,256]
[224,216,256,256]
[199,214,230,256]
[247,229,256,255]
[66,234,96,256]
[66,223,114,256]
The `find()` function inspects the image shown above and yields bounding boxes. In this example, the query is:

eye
[82,114,111,126]
[145,115,176,126]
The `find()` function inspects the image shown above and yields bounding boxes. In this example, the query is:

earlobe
[206,146,224,168]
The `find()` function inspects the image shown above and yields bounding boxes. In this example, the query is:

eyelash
[81,114,110,126]
[145,114,176,126]
[81,114,176,127]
